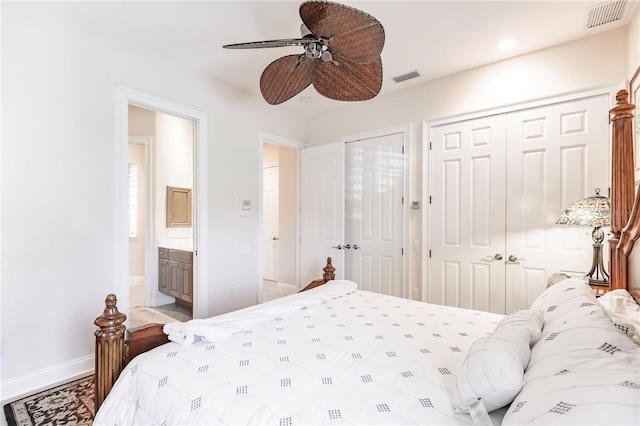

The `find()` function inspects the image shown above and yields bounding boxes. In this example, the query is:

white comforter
[94,281,504,425]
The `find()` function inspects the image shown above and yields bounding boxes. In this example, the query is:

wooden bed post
[609,89,636,290]
[94,294,127,411]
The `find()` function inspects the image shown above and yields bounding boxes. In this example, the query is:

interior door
[429,115,507,313]
[345,133,405,297]
[263,166,279,281]
[300,142,345,286]
[504,94,610,312]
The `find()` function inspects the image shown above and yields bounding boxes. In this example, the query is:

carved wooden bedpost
[94,294,127,411]
[609,89,636,290]
[322,257,336,282]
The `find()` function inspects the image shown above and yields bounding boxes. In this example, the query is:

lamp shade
[556,188,611,227]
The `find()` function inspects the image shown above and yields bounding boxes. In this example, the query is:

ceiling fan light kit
[223,0,385,105]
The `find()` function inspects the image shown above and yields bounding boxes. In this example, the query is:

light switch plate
[239,197,252,216]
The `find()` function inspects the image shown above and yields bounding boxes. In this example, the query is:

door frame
[128,136,154,307]
[330,123,412,299]
[258,131,306,304]
[422,84,619,304]
[116,86,209,320]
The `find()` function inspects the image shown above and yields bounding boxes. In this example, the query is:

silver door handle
[332,245,343,250]
[344,244,351,249]
[508,255,525,262]
[486,254,503,261]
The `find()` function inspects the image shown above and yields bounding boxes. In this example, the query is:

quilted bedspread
[94,282,504,425]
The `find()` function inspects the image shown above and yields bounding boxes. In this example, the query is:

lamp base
[585,241,609,286]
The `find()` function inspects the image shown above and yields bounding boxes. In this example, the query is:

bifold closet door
[504,94,610,313]
[429,115,507,314]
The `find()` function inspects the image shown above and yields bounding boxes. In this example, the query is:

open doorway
[127,105,195,327]
[259,133,305,303]
[116,86,209,327]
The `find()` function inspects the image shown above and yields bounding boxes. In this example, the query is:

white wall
[306,27,629,301]
[0,2,305,396]
[155,112,193,242]
[628,3,639,78]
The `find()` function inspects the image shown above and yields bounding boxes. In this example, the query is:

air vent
[587,0,627,28]
[393,71,420,83]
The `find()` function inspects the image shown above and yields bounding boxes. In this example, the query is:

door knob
[331,245,343,250]
[508,255,524,262]
[352,244,360,250]
[271,237,279,241]
[344,244,351,249]
[485,253,503,261]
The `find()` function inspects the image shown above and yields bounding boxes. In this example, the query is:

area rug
[129,305,178,328]
[3,375,94,426]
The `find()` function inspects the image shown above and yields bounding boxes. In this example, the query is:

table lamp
[556,188,611,285]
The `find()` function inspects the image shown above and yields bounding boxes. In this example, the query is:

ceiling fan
[223,1,385,105]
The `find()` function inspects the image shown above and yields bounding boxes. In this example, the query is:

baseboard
[1,355,94,402]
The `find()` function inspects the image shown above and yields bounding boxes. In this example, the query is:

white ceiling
[60,1,635,116]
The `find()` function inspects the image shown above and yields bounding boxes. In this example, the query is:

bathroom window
[128,163,138,238]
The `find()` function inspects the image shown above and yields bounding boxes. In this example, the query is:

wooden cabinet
[158,248,193,305]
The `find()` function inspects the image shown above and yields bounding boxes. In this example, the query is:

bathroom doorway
[116,86,209,326]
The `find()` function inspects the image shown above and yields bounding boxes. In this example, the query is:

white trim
[258,132,306,303]
[327,123,412,299]
[1,356,93,402]
[116,86,209,320]
[427,84,620,127]
[422,84,620,304]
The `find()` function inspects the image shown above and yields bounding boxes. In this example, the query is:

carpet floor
[4,376,94,426]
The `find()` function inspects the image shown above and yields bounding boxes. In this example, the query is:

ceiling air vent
[393,71,420,83]
[587,0,627,28]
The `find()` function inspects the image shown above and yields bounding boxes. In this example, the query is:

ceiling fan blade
[300,1,385,64]
[312,55,382,102]
[260,54,316,105]
[223,38,318,49]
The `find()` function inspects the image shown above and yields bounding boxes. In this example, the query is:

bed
[92,90,640,425]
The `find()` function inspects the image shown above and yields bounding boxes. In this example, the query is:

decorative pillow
[451,310,543,420]
[598,289,640,345]
[502,282,640,425]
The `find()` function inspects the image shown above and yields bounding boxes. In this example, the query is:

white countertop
[158,238,193,252]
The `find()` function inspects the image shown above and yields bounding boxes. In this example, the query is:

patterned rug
[3,375,94,426]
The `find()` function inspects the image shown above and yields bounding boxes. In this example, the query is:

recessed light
[299,96,312,103]
[499,38,518,50]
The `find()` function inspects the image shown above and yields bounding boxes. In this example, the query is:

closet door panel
[505,95,610,313]
[430,115,507,314]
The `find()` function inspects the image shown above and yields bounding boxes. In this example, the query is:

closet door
[504,94,610,312]
[429,115,507,313]
[345,133,404,297]
[300,142,345,286]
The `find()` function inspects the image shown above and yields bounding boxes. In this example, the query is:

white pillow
[451,310,543,419]
[598,289,640,345]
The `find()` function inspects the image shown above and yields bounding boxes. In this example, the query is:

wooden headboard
[609,89,639,303]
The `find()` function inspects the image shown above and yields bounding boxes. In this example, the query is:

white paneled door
[505,95,609,312]
[345,133,405,297]
[430,115,507,313]
[300,143,345,286]
[263,166,279,282]
[429,94,610,314]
